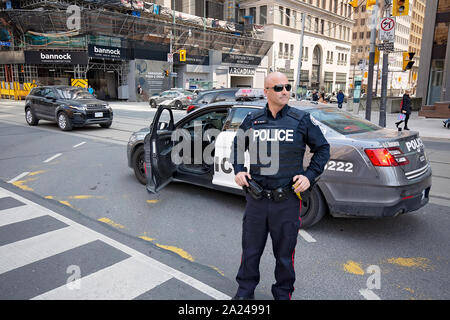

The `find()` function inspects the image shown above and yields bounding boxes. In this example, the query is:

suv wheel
[132,145,147,185]
[100,121,112,128]
[57,112,73,131]
[25,107,39,126]
[174,100,183,110]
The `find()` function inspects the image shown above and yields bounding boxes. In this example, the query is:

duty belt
[261,186,293,202]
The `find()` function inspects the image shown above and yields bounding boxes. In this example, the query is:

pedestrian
[312,89,319,101]
[318,92,327,103]
[337,90,345,109]
[88,85,94,95]
[230,72,330,300]
[395,90,412,130]
[137,84,143,95]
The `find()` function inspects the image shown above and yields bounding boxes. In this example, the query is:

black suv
[25,86,113,131]
[186,88,240,113]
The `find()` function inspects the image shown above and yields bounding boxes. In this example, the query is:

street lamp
[268,6,305,100]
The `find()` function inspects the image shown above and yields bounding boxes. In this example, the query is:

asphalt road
[0,100,449,300]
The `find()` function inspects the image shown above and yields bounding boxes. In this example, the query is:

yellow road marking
[59,201,73,208]
[146,200,159,204]
[140,234,194,262]
[342,260,365,275]
[385,257,433,271]
[28,170,46,176]
[98,218,125,229]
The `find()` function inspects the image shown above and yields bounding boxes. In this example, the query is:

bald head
[264,72,289,88]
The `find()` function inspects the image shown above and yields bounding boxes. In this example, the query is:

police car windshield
[305,107,381,135]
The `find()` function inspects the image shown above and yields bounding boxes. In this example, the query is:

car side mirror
[158,121,169,130]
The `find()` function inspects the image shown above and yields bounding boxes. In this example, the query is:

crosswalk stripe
[32,257,173,300]
[0,186,231,300]
[0,205,47,227]
[0,226,97,275]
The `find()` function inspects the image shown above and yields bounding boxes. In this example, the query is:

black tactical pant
[236,192,302,300]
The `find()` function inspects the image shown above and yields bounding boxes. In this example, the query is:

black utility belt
[244,179,293,202]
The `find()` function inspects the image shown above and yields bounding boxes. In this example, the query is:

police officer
[231,72,330,300]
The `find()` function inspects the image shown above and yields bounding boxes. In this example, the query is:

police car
[127,96,432,228]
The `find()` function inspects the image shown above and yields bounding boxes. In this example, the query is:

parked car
[149,89,195,109]
[127,95,431,228]
[186,88,265,113]
[25,85,113,131]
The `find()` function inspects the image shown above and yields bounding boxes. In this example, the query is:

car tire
[100,121,112,128]
[132,145,147,185]
[25,107,39,126]
[299,185,328,229]
[174,100,183,110]
[150,100,157,108]
[57,112,73,131]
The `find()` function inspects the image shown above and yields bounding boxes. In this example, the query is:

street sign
[170,72,177,77]
[167,53,173,63]
[379,17,395,42]
[378,42,394,52]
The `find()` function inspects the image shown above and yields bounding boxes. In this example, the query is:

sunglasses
[266,84,292,92]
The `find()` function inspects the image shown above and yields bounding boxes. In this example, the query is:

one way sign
[379,17,395,42]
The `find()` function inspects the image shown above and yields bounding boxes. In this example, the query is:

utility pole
[379,1,391,128]
[365,0,379,121]
[295,12,305,101]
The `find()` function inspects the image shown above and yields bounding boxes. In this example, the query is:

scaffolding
[4,0,271,56]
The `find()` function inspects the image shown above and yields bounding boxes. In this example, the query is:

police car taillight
[364,147,409,167]
[387,147,410,165]
[187,105,196,112]
[365,148,399,167]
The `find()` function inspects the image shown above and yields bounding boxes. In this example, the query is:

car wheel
[150,100,157,108]
[100,121,112,128]
[132,145,147,185]
[299,185,327,229]
[57,112,73,131]
[174,100,183,110]
[25,107,39,126]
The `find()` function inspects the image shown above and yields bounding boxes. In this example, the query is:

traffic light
[179,49,186,62]
[392,0,409,16]
[349,0,358,8]
[402,52,415,71]
[164,70,169,77]
[366,0,376,10]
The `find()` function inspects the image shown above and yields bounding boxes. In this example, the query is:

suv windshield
[57,88,94,100]
[305,107,381,135]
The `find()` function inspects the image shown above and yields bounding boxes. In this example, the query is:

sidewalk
[1,99,450,140]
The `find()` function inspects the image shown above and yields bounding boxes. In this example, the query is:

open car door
[145,106,177,193]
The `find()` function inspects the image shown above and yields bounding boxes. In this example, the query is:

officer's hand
[402,110,406,114]
[235,172,252,187]
[292,175,310,193]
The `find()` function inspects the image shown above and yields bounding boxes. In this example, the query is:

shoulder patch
[249,109,266,120]
[287,108,307,121]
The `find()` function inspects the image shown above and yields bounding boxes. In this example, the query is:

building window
[249,7,256,23]
[290,44,294,59]
[314,17,319,33]
[353,32,357,40]
[279,6,284,25]
[321,19,324,34]
[279,43,283,58]
[285,8,290,26]
[259,5,267,24]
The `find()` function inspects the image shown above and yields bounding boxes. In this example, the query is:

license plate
[95,112,103,118]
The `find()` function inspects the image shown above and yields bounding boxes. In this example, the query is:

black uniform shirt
[231,104,330,190]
